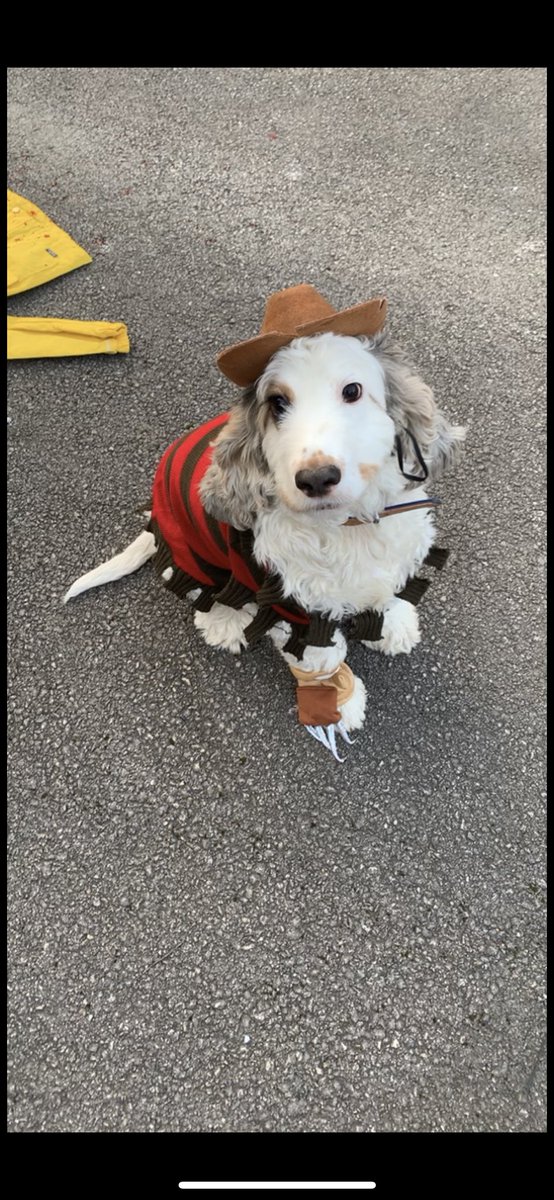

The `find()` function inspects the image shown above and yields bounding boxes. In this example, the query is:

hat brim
[217,297,387,387]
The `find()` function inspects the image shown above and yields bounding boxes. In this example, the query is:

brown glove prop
[289,661,356,762]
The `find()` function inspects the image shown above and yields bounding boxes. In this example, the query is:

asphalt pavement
[7,67,546,1134]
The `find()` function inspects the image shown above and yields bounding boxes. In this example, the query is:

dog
[64,286,465,759]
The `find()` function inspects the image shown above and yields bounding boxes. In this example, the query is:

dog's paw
[266,620,292,652]
[194,602,256,654]
[339,674,367,731]
[281,629,348,674]
[363,596,421,657]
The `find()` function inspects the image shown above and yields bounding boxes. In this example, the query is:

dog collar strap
[343,496,441,527]
[395,428,429,482]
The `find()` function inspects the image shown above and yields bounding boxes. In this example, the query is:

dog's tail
[63,527,157,604]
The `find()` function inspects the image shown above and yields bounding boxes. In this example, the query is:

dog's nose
[295,464,342,497]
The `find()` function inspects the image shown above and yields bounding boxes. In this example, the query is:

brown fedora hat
[216,283,387,386]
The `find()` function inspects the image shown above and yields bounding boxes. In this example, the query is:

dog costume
[146,285,449,755]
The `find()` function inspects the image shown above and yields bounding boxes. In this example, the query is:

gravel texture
[7,66,546,1136]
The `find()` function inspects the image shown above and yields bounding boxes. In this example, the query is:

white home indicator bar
[178,1186,376,1192]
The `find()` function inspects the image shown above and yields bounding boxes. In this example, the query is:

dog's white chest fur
[253,501,436,620]
[62,322,464,761]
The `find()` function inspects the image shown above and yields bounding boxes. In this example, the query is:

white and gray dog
[64,286,465,759]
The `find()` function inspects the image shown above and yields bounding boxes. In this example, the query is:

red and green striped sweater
[147,414,328,653]
[147,414,442,657]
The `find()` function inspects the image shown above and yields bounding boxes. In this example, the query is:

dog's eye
[342,382,362,403]
[268,393,290,419]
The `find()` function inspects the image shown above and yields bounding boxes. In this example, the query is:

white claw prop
[305,719,354,762]
[336,719,354,745]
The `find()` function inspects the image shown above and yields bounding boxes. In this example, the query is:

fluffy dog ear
[372,331,466,483]
[199,386,274,530]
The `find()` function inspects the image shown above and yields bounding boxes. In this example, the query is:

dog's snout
[295,464,342,497]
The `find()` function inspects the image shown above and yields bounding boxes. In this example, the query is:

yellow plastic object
[8,317,130,359]
[8,189,92,296]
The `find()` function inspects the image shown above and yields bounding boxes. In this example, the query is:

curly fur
[370,330,466,484]
[65,329,465,747]
[198,386,274,529]
[199,330,464,734]
[201,332,464,526]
